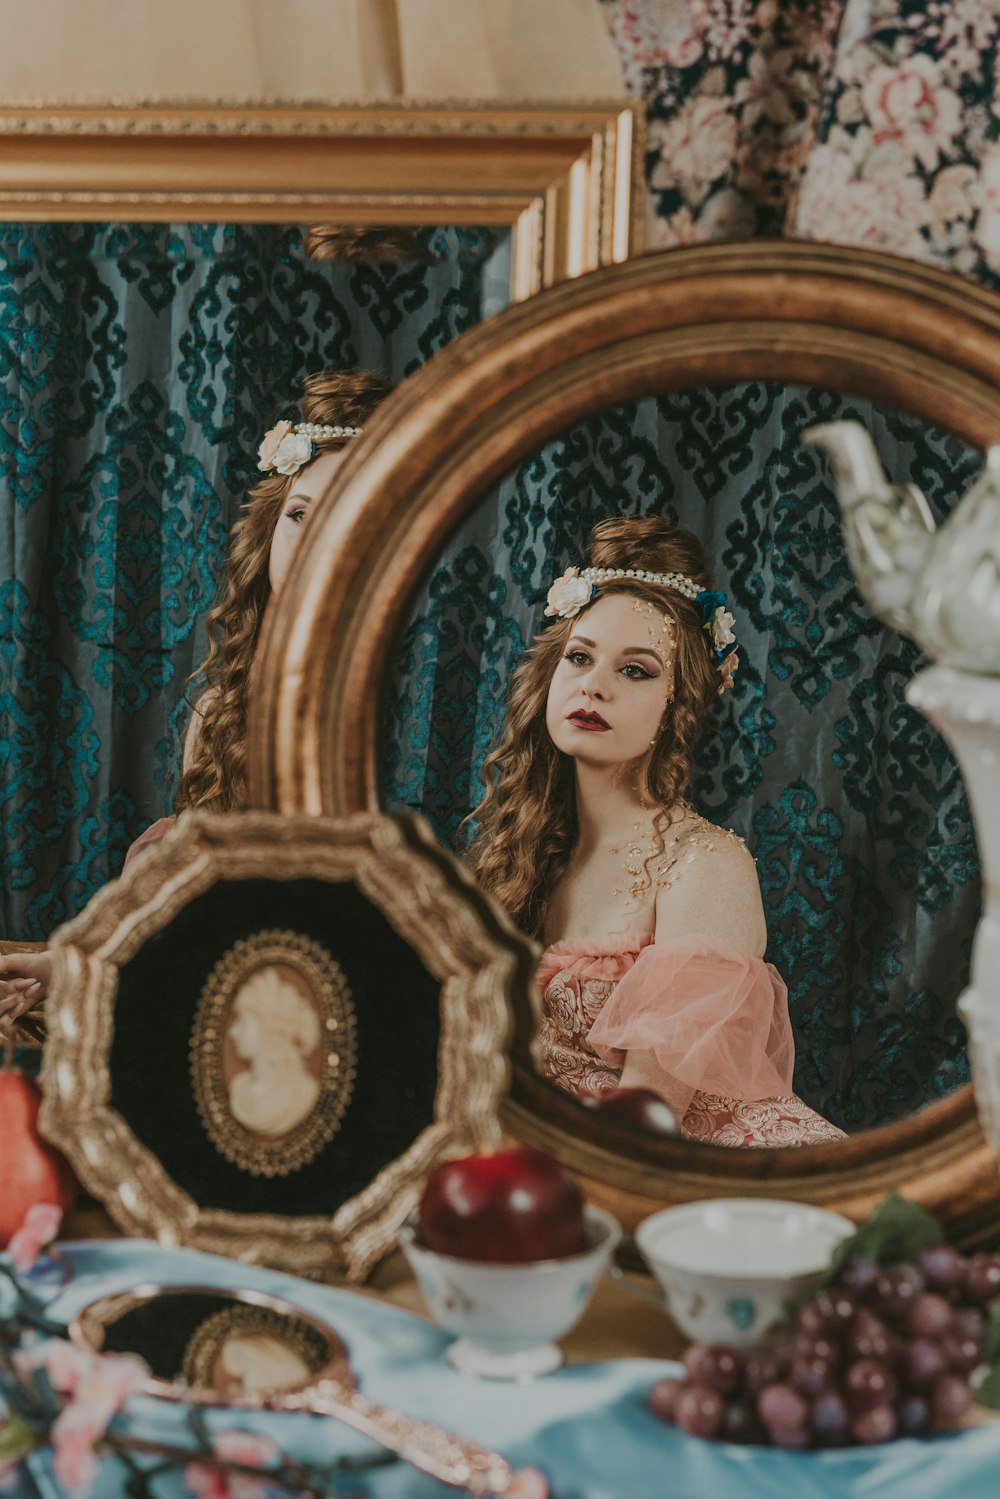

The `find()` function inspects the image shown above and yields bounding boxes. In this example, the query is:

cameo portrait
[181,1304,332,1396]
[190,929,357,1177]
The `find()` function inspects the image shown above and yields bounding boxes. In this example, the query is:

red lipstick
[568,709,610,731]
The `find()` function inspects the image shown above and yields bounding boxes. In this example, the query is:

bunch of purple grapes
[649,1245,1000,1448]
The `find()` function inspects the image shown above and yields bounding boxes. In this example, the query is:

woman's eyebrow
[568,635,664,666]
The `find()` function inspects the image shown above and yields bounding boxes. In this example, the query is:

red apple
[418,1145,588,1263]
[0,1070,78,1247]
[578,1086,679,1136]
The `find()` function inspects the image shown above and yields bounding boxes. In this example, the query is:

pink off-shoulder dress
[537,934,844,1147]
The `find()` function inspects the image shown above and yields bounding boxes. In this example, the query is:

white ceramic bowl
[634,1198,855,1347]
[399,1204,621,1379]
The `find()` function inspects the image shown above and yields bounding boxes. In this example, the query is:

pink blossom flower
[8,1203,62,1273]
[184,1462,270,1499]
[184,1464,231,1499]
[184,1432,279,1499]
[14,1338,92,1395]
[16,1341,150,1493]
[861,54,961,173]
[210,1432,279,1469]
[50,1409,103,1492]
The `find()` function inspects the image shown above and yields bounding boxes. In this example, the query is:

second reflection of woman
[0,369,392,1027]
[469,516,845,1148]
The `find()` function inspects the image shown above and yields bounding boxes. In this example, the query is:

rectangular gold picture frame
[0,99,644,300]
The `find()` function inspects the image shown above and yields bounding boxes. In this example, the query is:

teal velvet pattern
[0,223,503,941]
[381,383,979,1132]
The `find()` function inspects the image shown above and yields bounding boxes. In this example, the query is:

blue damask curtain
[382,384,980,1133]
[0,223,502,939]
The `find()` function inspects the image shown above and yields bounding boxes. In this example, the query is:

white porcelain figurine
[806,420,1000,1160]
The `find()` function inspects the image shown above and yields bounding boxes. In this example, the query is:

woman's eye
[564,650,590,667]
[621,663,653,680]
[287,506,307,524]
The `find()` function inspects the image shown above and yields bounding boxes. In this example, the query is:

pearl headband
[257,419,363,477]
[544,564,739,688]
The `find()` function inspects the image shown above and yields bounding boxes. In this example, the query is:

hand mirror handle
[277,1376,513,1493]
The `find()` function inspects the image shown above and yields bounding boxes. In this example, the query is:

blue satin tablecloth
[14,1240,1000,1499]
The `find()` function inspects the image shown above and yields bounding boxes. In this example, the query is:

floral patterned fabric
[537,936,846,1146]
[601,0,1000,287]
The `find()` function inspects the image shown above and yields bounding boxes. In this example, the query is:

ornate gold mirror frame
[40,811,539,1280]
[247,240,1000,1246]
[0,100,642,299]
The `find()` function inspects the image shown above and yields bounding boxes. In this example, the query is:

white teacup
[400,1203,621,1379]
[634,1198,855,1347]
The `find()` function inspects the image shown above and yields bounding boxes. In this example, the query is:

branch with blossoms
[0,1209,548,1499]
[0,1255,397,1499]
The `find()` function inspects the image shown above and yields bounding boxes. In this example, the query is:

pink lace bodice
[537,936,845,1148]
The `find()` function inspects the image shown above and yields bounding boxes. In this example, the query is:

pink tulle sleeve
[122,816,177,872]
[585,937,794,1111]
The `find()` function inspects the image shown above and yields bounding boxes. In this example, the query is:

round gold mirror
[247,241,1000,1244]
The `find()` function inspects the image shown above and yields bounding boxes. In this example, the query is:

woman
[226,967,322,1138]
[0,368,391,1028]
[469,515,844,1147]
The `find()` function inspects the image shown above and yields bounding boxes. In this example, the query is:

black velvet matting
[109,878,441,1216]
[95,1291,333,1382]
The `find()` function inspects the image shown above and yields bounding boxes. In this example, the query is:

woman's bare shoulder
[654,810,766,956]
[192,687,219,717]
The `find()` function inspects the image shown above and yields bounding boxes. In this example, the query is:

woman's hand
[0,952,52,1031]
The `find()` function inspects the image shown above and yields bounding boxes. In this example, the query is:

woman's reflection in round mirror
[178,367,392,815]
[0,368,392,1029]
[468,516,845,1149]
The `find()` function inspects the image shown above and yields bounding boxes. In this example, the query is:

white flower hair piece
[543,563,740,689]
[257,420,364,477]
[544,567,594,619]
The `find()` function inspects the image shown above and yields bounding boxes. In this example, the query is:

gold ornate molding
[0,100,644,298]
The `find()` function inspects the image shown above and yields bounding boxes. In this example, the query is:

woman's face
[268,448,348,596]
[229,998,263,1061]
[545,592,675,767]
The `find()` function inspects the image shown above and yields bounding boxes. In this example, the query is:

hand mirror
[70,1284,513,1495]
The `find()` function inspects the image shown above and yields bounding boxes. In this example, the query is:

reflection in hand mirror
[4,220,510,939]
[71,1284,515,1493]
[381,382,980,1138]
[73,1285,342,1400]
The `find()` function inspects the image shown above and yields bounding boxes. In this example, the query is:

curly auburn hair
[468,516,722,938]
[176,367,392,814]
